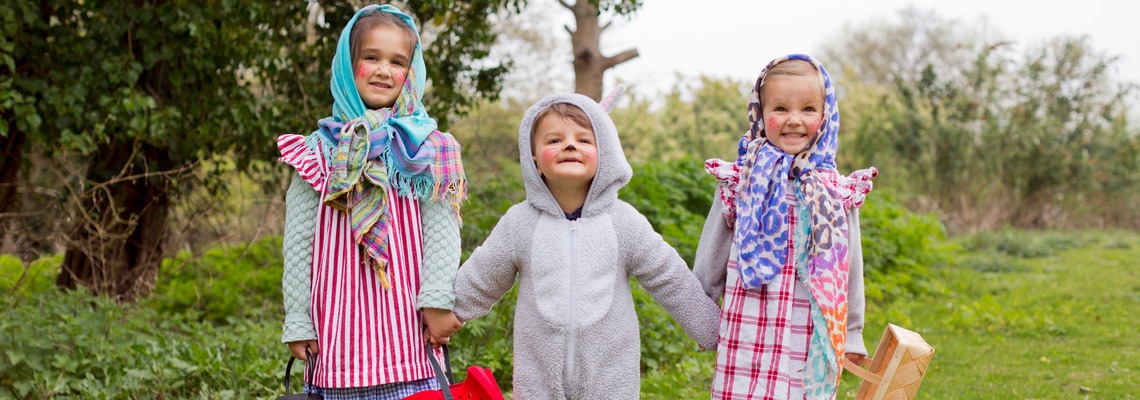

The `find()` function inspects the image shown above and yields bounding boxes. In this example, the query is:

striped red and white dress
[711,171,840,400]
[279,134,435,389]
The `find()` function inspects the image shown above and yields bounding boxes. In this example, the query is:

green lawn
[842,230,1140,399]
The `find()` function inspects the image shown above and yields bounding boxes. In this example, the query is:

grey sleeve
[452,205,529,323]
[617,204,722,350]
[282,174,318,343]
[845,207,868,356]
[692,187,732,303]
[417,199,460,310]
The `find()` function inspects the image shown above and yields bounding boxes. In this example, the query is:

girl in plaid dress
[277,5,467,399]
[693,55,878,400]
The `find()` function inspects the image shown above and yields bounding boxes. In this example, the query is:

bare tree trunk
[58,142,175,302]
[0,117,25,243]
[560,0,639,100]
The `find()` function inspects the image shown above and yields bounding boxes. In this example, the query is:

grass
[842,230,1140,399]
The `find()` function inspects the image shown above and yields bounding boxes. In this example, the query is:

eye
[547,138,561,144]
[577,137,592,144]
[773,106,787,112]
[804,106,817,112]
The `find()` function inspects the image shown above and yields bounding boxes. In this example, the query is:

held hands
[288,340,320,362]
[423,308,463,349]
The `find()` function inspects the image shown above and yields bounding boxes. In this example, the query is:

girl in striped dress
[277,5,466,399]
[693,55,878,400]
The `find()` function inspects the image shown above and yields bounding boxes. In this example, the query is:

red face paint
[767,116,782,132]
[541,147,559,164]
[356,65,373,79]
[807,117,822,133]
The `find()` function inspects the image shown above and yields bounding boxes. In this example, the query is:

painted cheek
[392,70,406,84]
[807,117,822,133]
[540,148,559,164]
[356,65,373,79]
[767,116,782,132]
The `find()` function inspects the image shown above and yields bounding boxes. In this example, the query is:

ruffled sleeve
[835,167,878,210]
[277,134,327,192]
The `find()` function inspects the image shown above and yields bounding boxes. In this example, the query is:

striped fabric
[279,134,327,192]
[306,183,435,388]
[711,177,831,400]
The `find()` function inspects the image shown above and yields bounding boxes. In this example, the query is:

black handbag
[275,350,323,400]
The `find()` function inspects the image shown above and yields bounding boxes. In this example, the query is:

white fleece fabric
[453,93,722,399]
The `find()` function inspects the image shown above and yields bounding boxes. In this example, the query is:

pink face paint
[356,65,373,79]
[767,116,782,132]
[392,70,406,84]
[540,147,559,164]
[807,117,822,133]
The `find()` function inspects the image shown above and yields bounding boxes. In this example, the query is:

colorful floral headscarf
[278,5,466,288]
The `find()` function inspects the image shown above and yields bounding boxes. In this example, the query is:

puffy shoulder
[608,200,655,234]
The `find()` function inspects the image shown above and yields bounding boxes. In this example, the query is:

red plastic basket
[403,344,504,400]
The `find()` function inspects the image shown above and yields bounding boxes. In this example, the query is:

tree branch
[601,20,612,33]
[565,25,574,35]
[603,48,640,69]
[557,0,573,10]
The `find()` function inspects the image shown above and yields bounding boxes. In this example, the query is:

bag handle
[841,357,882,385]
[424,342,454,400]
[284,349,320,395]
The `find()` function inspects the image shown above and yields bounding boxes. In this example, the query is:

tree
[559,0,641,100]
[1,0,522,300]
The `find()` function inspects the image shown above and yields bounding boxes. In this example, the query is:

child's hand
[423,308,463,349]
[288,340,319,362]
[844,352,866,366]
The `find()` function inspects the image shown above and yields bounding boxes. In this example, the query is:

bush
[0,289,284,399]
[144,235,284,324]
[859,190,950,302]
[0,254,60,296]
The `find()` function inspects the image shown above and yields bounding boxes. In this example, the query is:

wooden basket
[842,323,935,400]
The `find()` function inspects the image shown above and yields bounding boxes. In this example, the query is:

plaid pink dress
[711,170,840,400]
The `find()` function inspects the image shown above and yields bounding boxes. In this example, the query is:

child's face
[353,25,412,109]
[532,115,598,191]
[761,75,824,155]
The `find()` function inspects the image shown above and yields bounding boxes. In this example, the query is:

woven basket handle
[842,357,882,386]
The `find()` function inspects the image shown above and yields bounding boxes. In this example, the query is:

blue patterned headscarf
[299,5,466,288]
[732,54,850,396]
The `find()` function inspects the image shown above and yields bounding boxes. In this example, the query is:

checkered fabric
[306,377,439,400]
[711,181,834,400]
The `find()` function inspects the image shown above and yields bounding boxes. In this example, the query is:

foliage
[828,8,1140,231]
[0,289,284,399]
[616,76,747,165]
[144,235,284,325]
[857,191,950,303]
[0,254,61,296]
[620,158,716,265]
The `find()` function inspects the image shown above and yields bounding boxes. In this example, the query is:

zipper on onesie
[563,220,577,398]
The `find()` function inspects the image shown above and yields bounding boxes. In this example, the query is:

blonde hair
[760,59,824,103]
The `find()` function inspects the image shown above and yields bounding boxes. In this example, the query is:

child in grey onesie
[452,88,721,399]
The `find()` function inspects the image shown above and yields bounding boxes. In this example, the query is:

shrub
[144,235,284,324]
[858,190,950,302]
[0,289,284,399]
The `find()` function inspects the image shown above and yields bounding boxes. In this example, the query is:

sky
[529,0,1139,98]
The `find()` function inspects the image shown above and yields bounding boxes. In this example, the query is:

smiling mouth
[371,82,392,89]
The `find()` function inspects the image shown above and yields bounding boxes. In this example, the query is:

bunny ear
[598,84,626,113]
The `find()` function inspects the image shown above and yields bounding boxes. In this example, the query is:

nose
[787,112,804,125]
[565,144,577,151]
